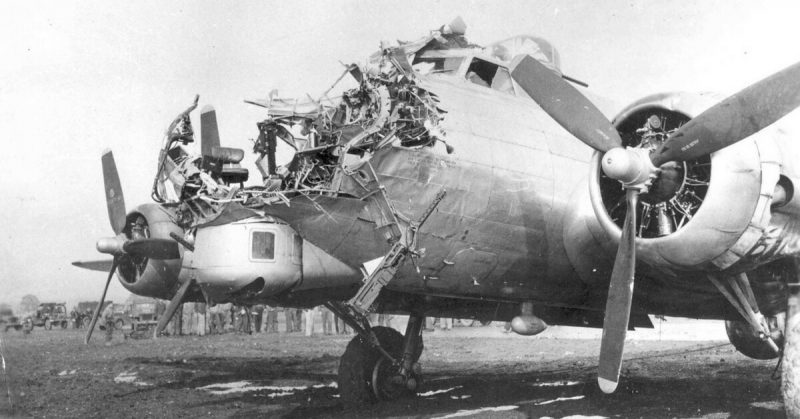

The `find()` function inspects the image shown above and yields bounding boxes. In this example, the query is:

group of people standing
[170,304,357,336]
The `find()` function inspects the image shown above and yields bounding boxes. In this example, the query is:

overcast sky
[2,0,799,310]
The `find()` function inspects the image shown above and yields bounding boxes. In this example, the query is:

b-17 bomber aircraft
[73,18,800,414]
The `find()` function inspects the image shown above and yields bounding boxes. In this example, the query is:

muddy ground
[0,322,788,418]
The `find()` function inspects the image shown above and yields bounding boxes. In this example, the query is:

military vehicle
[28,302,70,330]
[0,307,22,332]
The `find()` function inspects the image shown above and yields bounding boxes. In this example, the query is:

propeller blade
[85,259,118,344]
[651,61,800,167]
[598,189,639,393]
[510,54,622,152]
[154,278,195,337]
[101,150,126,235]
[122,238,180,260]
[200,105,221,158]
[72,259,115,272]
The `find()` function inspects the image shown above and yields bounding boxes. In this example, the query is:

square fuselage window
[251,231,275,260]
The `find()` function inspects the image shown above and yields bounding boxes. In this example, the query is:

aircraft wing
[72,259,115,272]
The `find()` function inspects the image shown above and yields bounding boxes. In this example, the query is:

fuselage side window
[251,231,275,260]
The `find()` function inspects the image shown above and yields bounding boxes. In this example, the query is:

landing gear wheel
[371,356,417,400]
[338,326,422,405]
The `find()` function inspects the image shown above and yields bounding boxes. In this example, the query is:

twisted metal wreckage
[147,25,502,307]
[152,31,460,235]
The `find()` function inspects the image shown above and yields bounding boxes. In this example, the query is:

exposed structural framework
[149,25,568,241]
[152,42,457,232]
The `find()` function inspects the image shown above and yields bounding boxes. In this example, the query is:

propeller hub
[96,236,125,255]
[601,147,657,191]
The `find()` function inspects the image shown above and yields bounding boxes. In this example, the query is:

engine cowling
[115,204,184,299]
[585,92,781,272]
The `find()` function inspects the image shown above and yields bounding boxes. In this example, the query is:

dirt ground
[0,321,788,418]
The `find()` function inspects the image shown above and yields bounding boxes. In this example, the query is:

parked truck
[27,302,70,330]
[127,300,160,338]
[0,307,22,332]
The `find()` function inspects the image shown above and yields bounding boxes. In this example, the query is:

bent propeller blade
[85,259,118,344]
[651,61,800,167]
[200,105,221,158]
[510,54,622,153]
[598,189,639,393]
[101,150,126,235]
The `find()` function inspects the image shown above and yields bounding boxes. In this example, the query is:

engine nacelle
[579,92,782,273]
[116,204,184,299]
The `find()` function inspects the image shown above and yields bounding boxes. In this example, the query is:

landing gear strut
[327,302,424,405]
[708,273,781,356]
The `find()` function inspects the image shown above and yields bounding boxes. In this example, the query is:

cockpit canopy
[409,35,561,98]
[483,35,561,73]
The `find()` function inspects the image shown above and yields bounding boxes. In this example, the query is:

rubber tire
[44,319,51,330]
[338,326,421,406]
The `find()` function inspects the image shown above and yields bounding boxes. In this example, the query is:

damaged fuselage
[136,28,800,330]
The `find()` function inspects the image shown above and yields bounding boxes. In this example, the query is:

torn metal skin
[148,24,600,318]
[161,34,455,247]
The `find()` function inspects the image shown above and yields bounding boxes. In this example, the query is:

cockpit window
[251,231,275,260]
[465,58,515,95]
[412,57,464,76]
[490,67,514,95]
